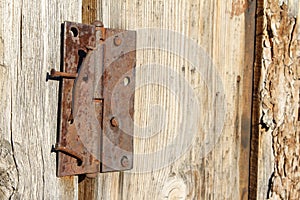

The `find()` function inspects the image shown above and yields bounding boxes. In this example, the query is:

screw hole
[124,77,130,86]
[110,117,119,127]
[68,118,74,124]
[121,156,129,167]
[70,27,79,37]
[77,160,83,166]
[114,36,122,46]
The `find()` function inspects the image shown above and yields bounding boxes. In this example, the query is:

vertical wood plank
[82,0,98,24]
[249,0,264,199]
[100,0,253,199]
[0,0,82,199]
[240,0,256,199]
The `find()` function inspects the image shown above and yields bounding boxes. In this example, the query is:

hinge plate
[51,21,136,177]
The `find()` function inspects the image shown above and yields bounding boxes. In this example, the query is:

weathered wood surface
[100,0,254,199]
[256,0,300,199]
[0,0,82,199]
[0,0,256,199]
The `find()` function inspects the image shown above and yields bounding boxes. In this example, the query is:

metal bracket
[49,21,136,177]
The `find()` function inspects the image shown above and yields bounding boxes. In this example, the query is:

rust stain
[231,0,249,18]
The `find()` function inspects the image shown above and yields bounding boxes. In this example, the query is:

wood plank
[256,0,300,199]
[0,0,82,199]
[82,0,98,24]
[240,0,256,199]
[249,0,264,199]
[100,0,253,199]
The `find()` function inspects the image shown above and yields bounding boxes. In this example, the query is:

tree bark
[256,0,300,199]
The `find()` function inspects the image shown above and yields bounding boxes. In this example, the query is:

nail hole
[124,77,130,86]
[70,27,79,37]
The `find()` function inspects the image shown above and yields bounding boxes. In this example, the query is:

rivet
[93,20,103,27]
[114,36,122,46]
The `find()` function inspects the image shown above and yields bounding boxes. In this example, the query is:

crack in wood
[0,139,18,200]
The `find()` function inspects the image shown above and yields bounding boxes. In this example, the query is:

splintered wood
[257,0,300,199]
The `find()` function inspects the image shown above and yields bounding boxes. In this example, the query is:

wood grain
[249,0,264,199]
[240,0,256,199]
[0,0,81,199]
[100,0,253,199]
[0,0,259,199]
[82,0,98,24]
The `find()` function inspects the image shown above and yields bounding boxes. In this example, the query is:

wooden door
[0,0,256,199]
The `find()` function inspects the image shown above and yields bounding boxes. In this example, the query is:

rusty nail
[55,143,83,163]
[93,98,103,103]
[114,36,122,46]
[93,20,103,27]
[50,69,77,79]
[110,117,119,127]
[121,156,129,167]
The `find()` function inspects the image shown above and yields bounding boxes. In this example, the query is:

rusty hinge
[49,21,136,177]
